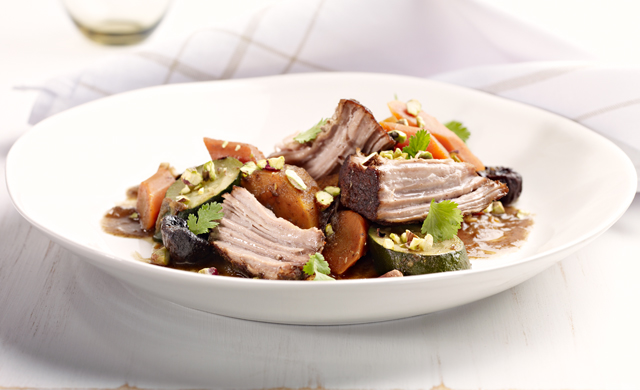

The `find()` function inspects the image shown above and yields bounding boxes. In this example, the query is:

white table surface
[2,1,640,389]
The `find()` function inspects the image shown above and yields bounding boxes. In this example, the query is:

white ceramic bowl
[6,73,637,325]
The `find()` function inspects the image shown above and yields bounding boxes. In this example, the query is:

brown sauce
[458,206,533,258]
[101,206,153,239]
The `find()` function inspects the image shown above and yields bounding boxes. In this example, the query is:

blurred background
[1,0,639,136]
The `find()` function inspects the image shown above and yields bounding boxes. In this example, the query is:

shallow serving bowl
[6,73,637,325]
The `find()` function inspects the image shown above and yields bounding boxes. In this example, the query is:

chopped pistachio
[450,152,462,163]
[315,190,334,207]
[285,169,307,190]
[159,162,179,177]
[383,238,395,250]
[415,150,433,159]
[392,148,404,159]
[389,233,401,245]
[129,212,138,219]
[221,140,229,148]
[240,161,258,176]
[181,167,203,188]
[400,231,408,243]
[267,156,285,170]
[150,247,170,266]
[235,144,241,151]
[421,234,434,250]
[491,201,506,214]
[176,195,189,203]
[387,130,407,144]
[396,118,409,126]
[408,237,424,251]
[324,186,341,197]
[482,203,493,213]
[406,99,422,116]
[380,150,394,159]
[202,160,216,181]
[197,187,205,195]
[256,159,267,169]
[416,115,426,128]
[198,267,219,275]
[517,209,530,219]
[325,224,334,236]
[180,186,191,195]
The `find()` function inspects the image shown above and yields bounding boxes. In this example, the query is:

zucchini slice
[153,157,243,241]
[368,225,470,276]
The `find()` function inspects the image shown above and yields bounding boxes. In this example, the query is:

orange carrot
[137,163,177,231]
[322,211,369,275]
[387,100,485,171]
[203,137,265,164]
[380,121,450,160]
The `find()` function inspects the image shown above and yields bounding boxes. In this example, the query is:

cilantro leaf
[187,202,224,235]
[302,253,335,281]
[402,129,431,158]
[421,199,463,242]
[294,118,328,144]
[444,121,470,143]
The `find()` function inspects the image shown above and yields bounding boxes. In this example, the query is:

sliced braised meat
[339,154,508,225]
[210,187,325,280]
[269,99,394,179]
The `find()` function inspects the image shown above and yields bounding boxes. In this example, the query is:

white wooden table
[2,1,640,389]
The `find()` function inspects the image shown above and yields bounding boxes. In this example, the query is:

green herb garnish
[294,118,328,144]
[402,129,431,158]
[187,202,224,235]
[303,253,335,281]
[444,121,470,143]
[421,199,463,242]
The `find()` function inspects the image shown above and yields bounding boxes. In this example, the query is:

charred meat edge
[339,154,508,225]
[210,187,325,280]
[270,99,394,179]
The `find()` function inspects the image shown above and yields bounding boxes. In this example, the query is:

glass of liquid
[61,0,172,45]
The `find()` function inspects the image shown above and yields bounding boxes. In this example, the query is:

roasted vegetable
[368,225,471,276]
[137,163,177,231]
[161,215,215,265]
[203,137,265,163]
[322,210,369,275]
[241,164,321,229]
[478,166,523,205]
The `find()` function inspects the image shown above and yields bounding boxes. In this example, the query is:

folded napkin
[25,0,639,189]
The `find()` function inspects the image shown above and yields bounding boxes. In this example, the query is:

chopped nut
[380,150,394,159]
[315,190,334,207]
[406,99,422,116]
[450,152,462,163]
[325,224,334,236]
[267,156,285,170]
[517,210,530,219]
[415,150,433,159]
[383,238,395,250]
[491,201,506,214]
[324,186,341,197]
[396,118,409,126]
[389,233,401,245]
[128,212,138,219]
[285,169,307,190]
[416,115,426,128]
[180,186,191,195]
[240,161,258,176]
[256,159,267,169]
[421,234,434,250]
[482,203,493,213]
[150,247,170,266]
[400,231,408,243]
[181,167,203,188]
[222,140,229,148]
[387,130,407,144]
[202,160,216,181]
[198,267,219,275]
[234,144,241,151]
[408,237,424,251]
[176,195,189,203]
[197,187,205,195]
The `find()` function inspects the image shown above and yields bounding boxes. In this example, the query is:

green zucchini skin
[153,157,243,242]
[368,225,471,276]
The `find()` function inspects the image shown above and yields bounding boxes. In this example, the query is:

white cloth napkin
[25,0,639,189]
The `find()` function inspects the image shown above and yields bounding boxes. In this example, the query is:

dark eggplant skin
[478,166,522,206]
[160,215,215,265]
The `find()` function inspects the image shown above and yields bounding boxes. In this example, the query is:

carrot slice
[203,137,265,164]
[136,163,177,231]
[323,210,370,275]
[387,101,485,171]
[380,121,450,160]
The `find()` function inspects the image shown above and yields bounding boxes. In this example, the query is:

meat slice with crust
[270,99,394,180]
[339,154,508,225]
[210,187,325,280]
